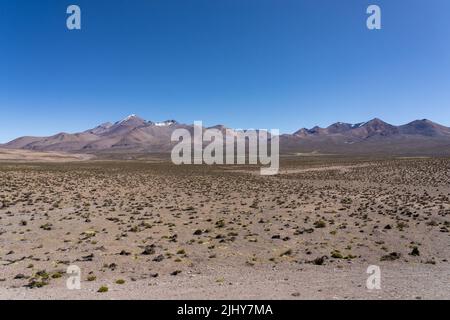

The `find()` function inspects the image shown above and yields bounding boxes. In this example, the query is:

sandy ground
[1,157,449,299]
[224,163,378,175]
[0,148,93,162]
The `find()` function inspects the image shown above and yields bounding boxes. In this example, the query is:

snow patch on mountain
[120,114,137,122]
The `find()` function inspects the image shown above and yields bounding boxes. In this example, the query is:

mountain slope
[3,116,450,155]
[282,118,450,155]
[3,115,183,153]
[399,119,450,137]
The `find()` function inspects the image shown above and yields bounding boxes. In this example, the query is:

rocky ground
[0,156,449,299]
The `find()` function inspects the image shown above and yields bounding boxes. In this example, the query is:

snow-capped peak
[121,114,137,122]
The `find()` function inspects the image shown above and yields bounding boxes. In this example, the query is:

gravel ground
[1,263,449,300]
[1,158,449,300]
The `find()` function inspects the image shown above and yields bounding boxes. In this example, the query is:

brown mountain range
[2,115,450,155]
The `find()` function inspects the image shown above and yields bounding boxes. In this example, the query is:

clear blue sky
[1,0,450,142]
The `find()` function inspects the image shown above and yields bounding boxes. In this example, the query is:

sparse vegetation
[1,157,449,298]
[97,286,109,293]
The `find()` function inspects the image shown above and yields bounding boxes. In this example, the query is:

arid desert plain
[1,152,449,299]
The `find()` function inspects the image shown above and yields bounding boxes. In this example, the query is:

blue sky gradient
[1,0,450,142]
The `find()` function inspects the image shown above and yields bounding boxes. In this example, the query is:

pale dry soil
[1,157,449,299]
[0,148,92,162]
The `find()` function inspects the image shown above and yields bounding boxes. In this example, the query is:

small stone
[153,254,164,262]
[141,245,155,255]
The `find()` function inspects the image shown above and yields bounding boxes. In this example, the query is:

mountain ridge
[3,115,450,155]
